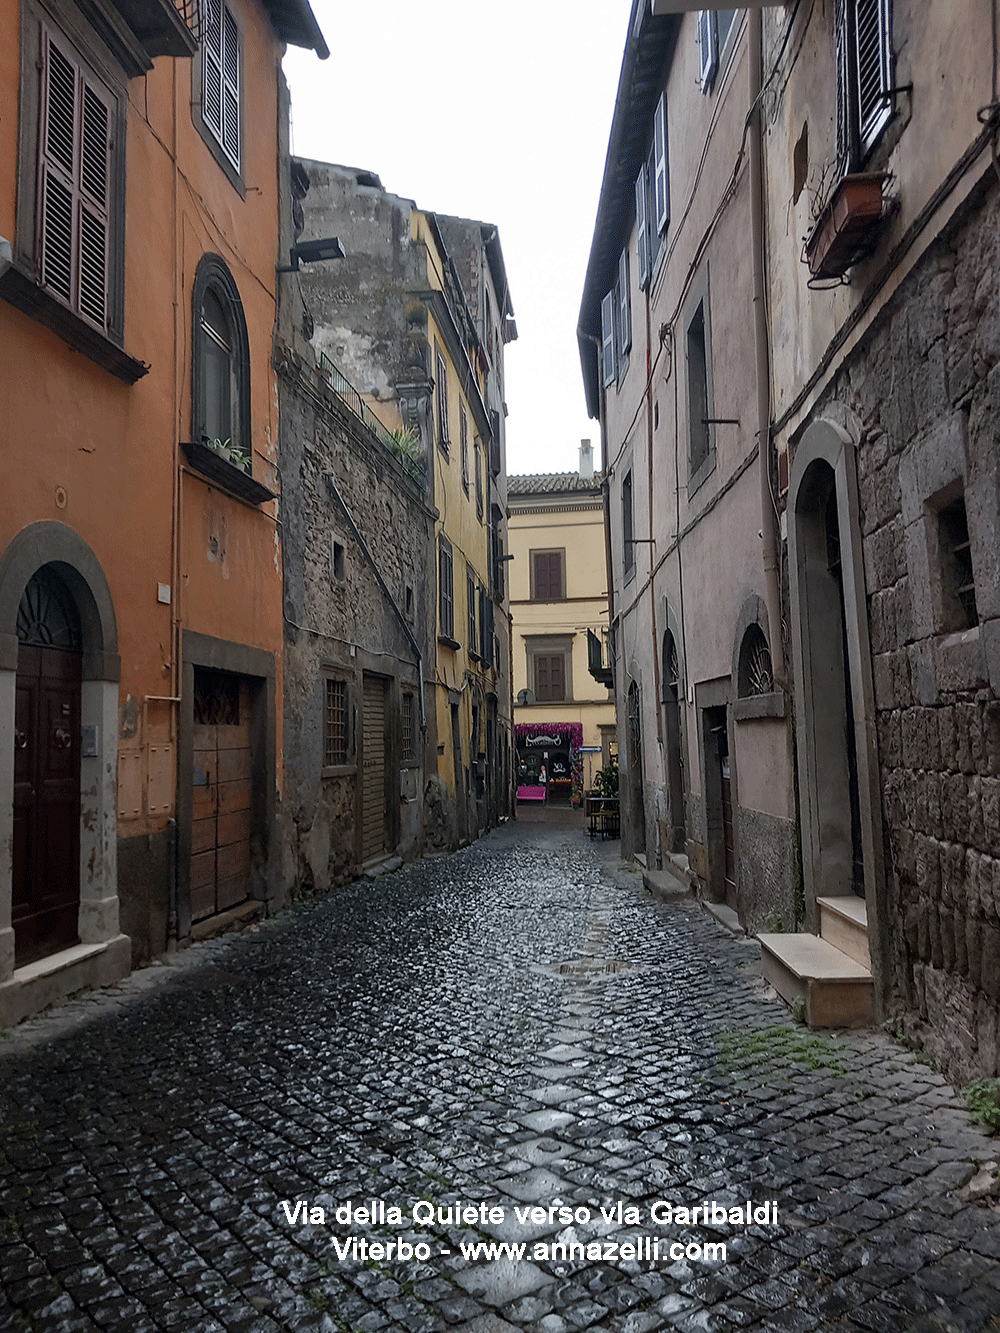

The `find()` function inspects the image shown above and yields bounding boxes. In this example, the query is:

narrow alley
[2,817,999,1332]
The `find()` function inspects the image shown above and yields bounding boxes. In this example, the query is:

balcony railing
[110,0,201,57]
[315,350,425,485]
[588,628,614,687]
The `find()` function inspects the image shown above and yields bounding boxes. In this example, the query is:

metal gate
[361,674,388,863]
[191,669,252,921]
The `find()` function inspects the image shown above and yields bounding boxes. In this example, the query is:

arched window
[192,254,250,472]
[737,623,774,698]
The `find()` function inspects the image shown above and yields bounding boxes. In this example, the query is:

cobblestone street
[2,817,1000,1333]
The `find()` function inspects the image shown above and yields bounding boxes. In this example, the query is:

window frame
[6,0,135,377]
[683,269,716,497]
[191,253,251,461]
[653,91,670,234]
[321,675,354,777]
[438,534,456,644]
[836,0,894,171]
[530,548,566,602]
[526,635,574,704]
[474,437,484,521]
[622,470,635,579]
[435,345,450,455]
[460,405,470,493]
[192,0,245,197]
[467,563,478,657]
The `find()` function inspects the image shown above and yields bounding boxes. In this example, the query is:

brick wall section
[814,180,1000,1082]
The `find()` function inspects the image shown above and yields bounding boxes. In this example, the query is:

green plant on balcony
[593,764,619,799]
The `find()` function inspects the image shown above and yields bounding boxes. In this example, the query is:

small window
[405,584,414,618]
[937,497,978,630]
[836,0,893,170]
[331,537,345,582]
[623,471,635,575]
[686,298,712,481]
[438,535,455,640]
[401,693,414,762]
[435,346,450,454]
[530,550,565,601]
[467,564,477,652]
[324,679,347,767]
[460,407,470,492]
[635,163,650,290]
[737,624,774,698]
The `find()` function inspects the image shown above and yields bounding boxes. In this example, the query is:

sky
[281,1,631,478]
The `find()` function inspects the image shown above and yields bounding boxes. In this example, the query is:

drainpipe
[749,7,786,687]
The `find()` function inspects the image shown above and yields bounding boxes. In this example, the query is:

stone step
[759,932,874,1028]
[817,895,871,969]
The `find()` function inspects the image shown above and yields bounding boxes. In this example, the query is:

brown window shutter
[39,29,113,332]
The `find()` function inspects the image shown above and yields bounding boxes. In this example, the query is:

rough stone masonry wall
[821,179,1000,1083]
[278,362,434,897]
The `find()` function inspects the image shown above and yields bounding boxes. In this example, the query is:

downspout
[324,473,427,733]
[749,7,786,686]
[645,286,662,745]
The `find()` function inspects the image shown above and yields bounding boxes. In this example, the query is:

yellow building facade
[509,444,616,802]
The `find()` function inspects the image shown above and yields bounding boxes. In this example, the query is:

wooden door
[361,675,388,863]
[12,644,81,965]
[191,669,252,922]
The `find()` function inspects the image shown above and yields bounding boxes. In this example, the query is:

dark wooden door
[12,644,82,965]
[191,670,252,922]
[361,675,388,863]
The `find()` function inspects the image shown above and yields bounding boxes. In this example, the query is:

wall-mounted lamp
[276,236,345,273]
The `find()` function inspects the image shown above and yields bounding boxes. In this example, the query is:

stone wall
[815,177,1000,1082]
[278,356,436,896]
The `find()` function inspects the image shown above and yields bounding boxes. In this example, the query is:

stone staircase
[758,896,874,1027]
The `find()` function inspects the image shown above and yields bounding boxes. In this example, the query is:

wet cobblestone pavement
[2,819,1000,1332]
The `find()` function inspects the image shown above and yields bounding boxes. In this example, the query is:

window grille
[325,679,347,766]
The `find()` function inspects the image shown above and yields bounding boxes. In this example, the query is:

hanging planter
[804,173,890,283]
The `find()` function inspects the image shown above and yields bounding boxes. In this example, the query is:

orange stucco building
[0,0,326,1023]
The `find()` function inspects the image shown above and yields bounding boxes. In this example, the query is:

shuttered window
[531,550,565,602]
[435,346,450,452]
[600,291,616,387]
[618,250,631,359]
[467,565,477,652]
[460,407,470,491]
[653,93,670,233]
[38,29,114,333]
[479,586,494,667]
[698,11,716,90]
[438,536,454,639]
[837,0,893,170]
[203,0,241,173]
[474,438,484,520]
[535,654,566,703]
[635,163,650,290]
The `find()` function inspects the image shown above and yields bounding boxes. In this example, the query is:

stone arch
[0,523,126,1018]
[787,417,887,1006]
[732,594,773,698]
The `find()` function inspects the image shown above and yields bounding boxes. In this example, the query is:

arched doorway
[13,567,83,965]
[795,458,863,899]
[662,631,684,852]
[626,678,646,854]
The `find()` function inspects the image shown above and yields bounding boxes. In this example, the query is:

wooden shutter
[855,0,892,156]
[698,10,716,90]
[436,348,450,448]
[653,93,670,233]
[635,164,649,290]
[536,655,565,703]
[460,407,469,489]
[532,551,563,601]
[600,291,616,387]
[203,0,240,171]
[39,30,113,332]
[439,538,453,637]
[467,566,477,649]
[618,250,631,357]
[479,586,494,666]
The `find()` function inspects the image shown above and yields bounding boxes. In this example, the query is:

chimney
[579,438,594,482]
